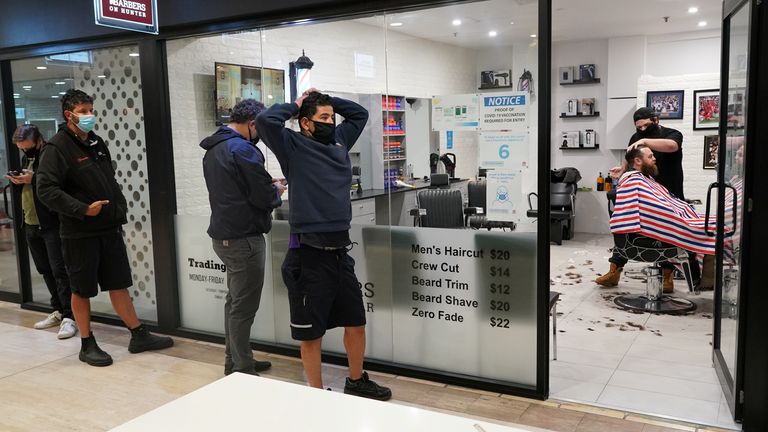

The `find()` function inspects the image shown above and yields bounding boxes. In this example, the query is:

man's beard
[641,162,659,177]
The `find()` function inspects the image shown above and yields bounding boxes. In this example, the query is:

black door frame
[714,0,768,427]
[0,0,555,401]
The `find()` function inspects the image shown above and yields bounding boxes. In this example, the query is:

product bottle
[597,172,604,191]
[604,175,612,192]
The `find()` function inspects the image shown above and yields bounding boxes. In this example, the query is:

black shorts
[61,230,133,298]
[282,246,366,341]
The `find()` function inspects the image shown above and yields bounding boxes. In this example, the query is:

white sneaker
[57,318,78,339]
[34,311,62,329]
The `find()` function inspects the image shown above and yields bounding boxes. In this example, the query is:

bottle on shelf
[596,172,604,191]
[604,175,612,192]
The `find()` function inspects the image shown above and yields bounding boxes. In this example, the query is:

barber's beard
[641,163,659,177]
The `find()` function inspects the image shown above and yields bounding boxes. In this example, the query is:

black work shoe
[344,371,392,401]
[128,325,174,353]
[225,360,271,376]
[253,359,272,372]
[79,334,113,367]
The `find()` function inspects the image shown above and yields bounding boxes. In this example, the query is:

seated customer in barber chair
[596,144,715,290]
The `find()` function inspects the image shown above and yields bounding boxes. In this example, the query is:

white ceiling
[360,0,722,49]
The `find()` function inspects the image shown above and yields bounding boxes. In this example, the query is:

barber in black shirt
[623,107,685,199]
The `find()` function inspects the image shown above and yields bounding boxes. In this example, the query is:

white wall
[167,21,477,216]
[552,30,720,234]
[551,39,612,234]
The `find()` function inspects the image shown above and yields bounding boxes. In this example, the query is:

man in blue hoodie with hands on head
[201,99,285,376]
[257,89,391,401]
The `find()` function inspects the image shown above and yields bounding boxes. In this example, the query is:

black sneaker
[79,334,113,367]
[128,326,174,353]
[344,371,392,401]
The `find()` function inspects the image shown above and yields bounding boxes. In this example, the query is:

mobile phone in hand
[7,170,21,177]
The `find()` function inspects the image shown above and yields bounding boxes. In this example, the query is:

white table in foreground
[111,374,544,432]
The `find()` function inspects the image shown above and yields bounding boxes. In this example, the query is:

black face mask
[22,147,39,159]
[637,123,659,137]
[247,127,260,145]
[310,120,336,144]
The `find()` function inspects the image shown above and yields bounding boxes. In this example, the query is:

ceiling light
[452,19,462,26]
[688,6,699,13]
[268,95,274,99]
[14,94,20,99]
[55,81,66,85]
[51,95,59,98]
[389,22,403,27]
[510,21,515,25]
[129,52,140,57]
[97,75,106,78]
[698,20,707,27]
[22,85,32,89]
[13,93,20,97]
[530,34,537,38]
[59,91,66,95]
[36,66,47,70]
[488,30,498,37]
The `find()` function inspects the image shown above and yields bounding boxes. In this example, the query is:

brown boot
[699,255,715,290]
[596,263,622,287]
[663,268,674,293]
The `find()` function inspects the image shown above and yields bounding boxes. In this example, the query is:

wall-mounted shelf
[561,78,601,86]
[478,85,516,90]
[559,145,600,150]
[560,112,600,118]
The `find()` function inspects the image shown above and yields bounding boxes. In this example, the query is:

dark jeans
[212,235,266,374]
[25,225,72,319]
[609,233,701,281]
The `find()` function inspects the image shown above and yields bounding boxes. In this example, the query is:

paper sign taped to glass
[479,131,529,170]
[431,94,480,131]
[486,169,522,222]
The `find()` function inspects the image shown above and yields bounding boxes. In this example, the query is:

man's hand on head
[627,139,646,152]
[295,87,321,109]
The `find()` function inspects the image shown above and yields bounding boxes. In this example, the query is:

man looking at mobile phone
[36,89,173,367]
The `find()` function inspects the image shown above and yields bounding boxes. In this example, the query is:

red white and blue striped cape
[610,171,716,255]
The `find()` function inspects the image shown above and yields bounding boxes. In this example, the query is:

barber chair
[526,183,576,245]
[465,180,516,231]
[429,173,450,189]
[612,236,697,314]
[410,189,472,228]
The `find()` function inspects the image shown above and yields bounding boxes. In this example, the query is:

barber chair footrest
[613,294,696,314]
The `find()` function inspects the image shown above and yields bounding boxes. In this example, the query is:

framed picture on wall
[703,135,719,169]
[646,90,684,120]
[693,89,720,130]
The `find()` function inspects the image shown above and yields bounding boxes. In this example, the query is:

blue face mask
[74,114,96,133]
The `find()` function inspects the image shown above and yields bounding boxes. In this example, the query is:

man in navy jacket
[202,99,285,376]
[257,89,391,400]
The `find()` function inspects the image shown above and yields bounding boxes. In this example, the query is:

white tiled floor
[549,234,742,431]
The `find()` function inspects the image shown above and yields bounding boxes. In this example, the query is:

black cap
[633,107,658,122]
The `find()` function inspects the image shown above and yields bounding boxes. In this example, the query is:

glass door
[712,0,752,421]
[0,72,21,298]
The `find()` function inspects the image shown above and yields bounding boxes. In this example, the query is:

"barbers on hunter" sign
[94,0,158,34]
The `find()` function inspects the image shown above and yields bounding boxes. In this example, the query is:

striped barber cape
[610,171,716,255]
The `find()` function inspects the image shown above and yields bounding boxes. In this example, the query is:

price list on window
[390,228,537,385]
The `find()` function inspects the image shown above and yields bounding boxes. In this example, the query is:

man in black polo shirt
[597,107,698,291]
[37,89,173,367]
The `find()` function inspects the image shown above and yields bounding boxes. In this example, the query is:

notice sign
[94,0,158,34]
[480,92,528,131]
[431,94,479,131]
[486,169,522,222]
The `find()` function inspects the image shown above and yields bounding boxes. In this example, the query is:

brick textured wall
[638,73,719,204]
[168,21,477,216]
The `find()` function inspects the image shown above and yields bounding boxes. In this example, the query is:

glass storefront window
[0,74,20,295]
[10,46,157,320]
[168,0,539,390]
